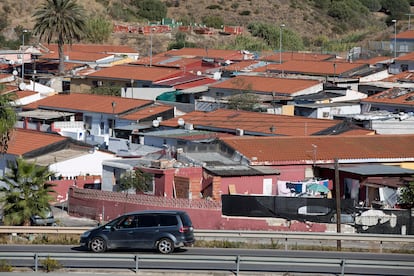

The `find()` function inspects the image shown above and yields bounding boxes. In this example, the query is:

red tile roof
[24,93,153,114]
[42,44,138,54]
[220,134,414,164]
[381,71,414,82]
[361,87,414,107]
[209,75,321,94]
[260,51,335,62]
[160,109,342,136]
[133,56,202,69]
[7,129,67,156]
[41,51,113,62]
[87,64,182,82]
[13,90,37,99]
[162,48,251,61]
[395,30,414,39]
[395,51,414,61]
[222,60,260,72]
[254,60,367,76]
[174,77,217,90]
[120,104,174,121]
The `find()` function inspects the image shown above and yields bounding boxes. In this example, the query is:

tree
[119,168,153,194]
[227,93,260,111]
[134,0,167,21]
[0,90,17,154]
[0,158,56,226]
[398,180,414,208]
[85,17,112,44]
[32,0,86,75]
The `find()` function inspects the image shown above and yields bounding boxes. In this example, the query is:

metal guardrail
[1,226,413,253]
[0,252,413,275]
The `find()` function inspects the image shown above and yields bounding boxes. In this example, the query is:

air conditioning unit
[97,81,103,86]
[184,123,194,130]
[236,128,244,136]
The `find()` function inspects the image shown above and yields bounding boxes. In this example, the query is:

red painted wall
[68,187,327,232]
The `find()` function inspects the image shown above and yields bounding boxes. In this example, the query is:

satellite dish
[152,119,160,128]
[196,71,202,76]
[18,82,26,91]
[177,118,185,127]
[12,70,18,76]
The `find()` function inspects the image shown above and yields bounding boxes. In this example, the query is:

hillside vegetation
[0,0,412,56]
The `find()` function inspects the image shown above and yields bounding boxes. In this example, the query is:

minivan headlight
[80,231,91,238]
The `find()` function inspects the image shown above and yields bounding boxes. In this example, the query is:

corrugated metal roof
[337,164,414,176]
[18,109,74,120]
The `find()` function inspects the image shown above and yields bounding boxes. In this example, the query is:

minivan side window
[137,214,157,227]
[118,215,137,228]
[159,214,178,226]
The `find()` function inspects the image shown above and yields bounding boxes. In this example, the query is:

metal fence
[0,251,413,275]
[1,226,413,252]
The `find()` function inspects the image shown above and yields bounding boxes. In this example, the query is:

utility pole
[335,158,341,251]
[406,14,414,30]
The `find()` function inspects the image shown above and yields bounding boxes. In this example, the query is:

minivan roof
[124,210,187,216]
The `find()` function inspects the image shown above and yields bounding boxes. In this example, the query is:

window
[159,215,178,226]
[119,215,137,228]
[137,214,157,227]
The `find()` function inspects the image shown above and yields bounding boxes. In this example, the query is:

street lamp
[21,29,28,83]
[111,101,116,137]
[392,19,397,59]
[149,27,155,67]
[279,24,285,64]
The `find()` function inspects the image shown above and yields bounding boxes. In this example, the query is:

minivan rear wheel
[90,237,107,253]
[157,238,174,254]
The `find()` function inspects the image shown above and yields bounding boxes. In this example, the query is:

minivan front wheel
[157,238,174,254]
[90,237,107,253]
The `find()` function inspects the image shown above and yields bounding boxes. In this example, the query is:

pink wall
[220,175,278,195]
[68,187,327,232]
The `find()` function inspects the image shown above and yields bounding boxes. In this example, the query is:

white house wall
[359,70,390,82]
[316,105,361,120]
[291,83,324,97]
[48,150,119,179]
[122,87,174,101]
[330,89,367,103]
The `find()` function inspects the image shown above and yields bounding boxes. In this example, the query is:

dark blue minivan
[80,210,195,254]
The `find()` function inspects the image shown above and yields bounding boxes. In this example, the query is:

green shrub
[202,15,224,29]
[206,4,222,10]
[239,10,251,16]
[0,260,13,272]
[40,256,61,272]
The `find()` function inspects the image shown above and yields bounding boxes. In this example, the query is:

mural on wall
[221,194,354,223]
[353,208,411,234]
[222,195,413,234]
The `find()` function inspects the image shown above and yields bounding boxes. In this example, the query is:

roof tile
[220,135,414,164]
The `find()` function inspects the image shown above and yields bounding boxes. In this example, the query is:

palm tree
[32,0,86,75]
[0,158,56,226]
[0,88,17,154]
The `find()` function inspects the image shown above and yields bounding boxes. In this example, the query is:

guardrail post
[285,237,288,251]
[34,253,38,272]
[236,255,240,276]
[135,255,139,274]
[340,259,345,276]
[379,240,383,253]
